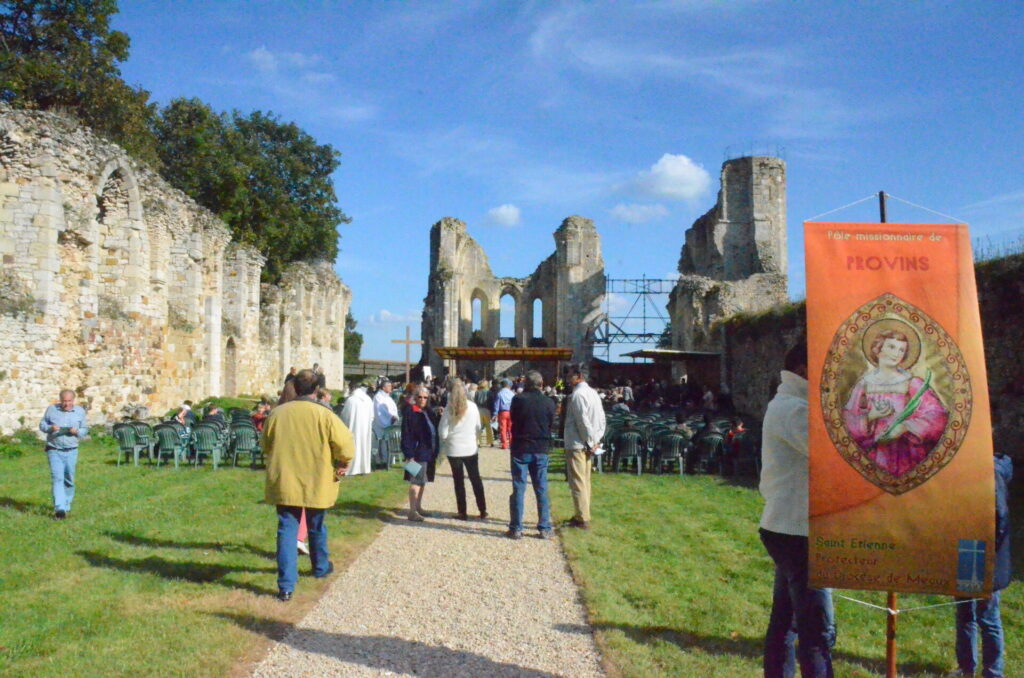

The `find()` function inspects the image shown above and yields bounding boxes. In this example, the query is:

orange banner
[805,222,993,596]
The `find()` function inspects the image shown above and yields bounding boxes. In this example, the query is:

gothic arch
[93,159,148,316]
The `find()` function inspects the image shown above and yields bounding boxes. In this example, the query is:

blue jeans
[760,529,835,678]
[956,591,1004,677]
[508,452,551,532]
[47,448,78,512]
[276,506,329,593]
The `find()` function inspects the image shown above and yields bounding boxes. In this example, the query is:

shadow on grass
[0,496,52,516]
[717,473,760,489]
[103,531,275,559]
[576,622,947,677]
[78,550,277,596]
[215,611,563,677]
[329,499,395,521]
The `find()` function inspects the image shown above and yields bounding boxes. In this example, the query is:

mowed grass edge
[0,432,406,678]
[545,452,1023,678]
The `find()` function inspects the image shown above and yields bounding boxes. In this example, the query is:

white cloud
[610,202,669,224]
[234,46,377,124]
[630,154,711,201]
[962,189,1024,212]
[245,46,322,73]
[485,204,522,227]
[369,309,420,326]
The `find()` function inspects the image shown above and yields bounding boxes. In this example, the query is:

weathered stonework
[421,216,605,376]
[0,106,350,433]
[669,156,789,356]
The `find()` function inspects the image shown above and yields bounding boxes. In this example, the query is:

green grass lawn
[547,456,1023,678]
[0,431,405,678]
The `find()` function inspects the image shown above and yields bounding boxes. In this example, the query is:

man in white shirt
[372,379,399,467]
[340,382,374,476]
[563,364,606,530]
[759,338,834,678]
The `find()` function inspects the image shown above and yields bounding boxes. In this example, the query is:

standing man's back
[264,369,354,602]
[758,338,834,678]
[507,371,557,539]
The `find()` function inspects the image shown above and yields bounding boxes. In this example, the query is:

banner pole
[877,189,899,678]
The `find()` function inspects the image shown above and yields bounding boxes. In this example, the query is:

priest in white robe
[340,383,374,476]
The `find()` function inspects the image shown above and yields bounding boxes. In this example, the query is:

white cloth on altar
[341,387,374,476]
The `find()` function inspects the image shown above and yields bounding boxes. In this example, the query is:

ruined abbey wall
[421,216,605,376]
[668,156,789,354]
[0,107,349,433]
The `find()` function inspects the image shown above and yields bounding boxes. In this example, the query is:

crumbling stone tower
[668,156,788,352]
[421,216,605,376]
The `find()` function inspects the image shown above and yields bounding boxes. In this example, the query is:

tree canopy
[154,99,349,281]
[1,0,160,165]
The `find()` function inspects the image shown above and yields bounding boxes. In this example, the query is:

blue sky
[113,1,1024,362]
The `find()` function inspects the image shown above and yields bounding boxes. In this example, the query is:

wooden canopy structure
[434,346,574,381]
[434,347,573,361]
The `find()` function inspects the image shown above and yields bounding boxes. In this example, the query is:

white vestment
[341,387,374,476]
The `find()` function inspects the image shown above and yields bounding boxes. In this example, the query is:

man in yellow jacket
[264,369,354,601]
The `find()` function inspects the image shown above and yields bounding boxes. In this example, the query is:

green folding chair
[112,423,143,466]
[191,424,223,470]
[230,422,262,467]
[152,423,187,468]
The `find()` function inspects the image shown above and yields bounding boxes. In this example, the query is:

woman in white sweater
[438,379,488,520]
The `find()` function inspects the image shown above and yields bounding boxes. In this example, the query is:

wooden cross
[391,326,423,385]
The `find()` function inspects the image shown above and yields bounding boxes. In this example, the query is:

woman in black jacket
[401,386,439,521]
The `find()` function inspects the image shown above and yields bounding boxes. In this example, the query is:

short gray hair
[525,370,544,390]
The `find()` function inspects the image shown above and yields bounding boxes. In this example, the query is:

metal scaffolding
[591,275,678,361]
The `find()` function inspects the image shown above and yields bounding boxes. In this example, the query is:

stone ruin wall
[421,216,605,378]
[668,156,789,358]
[0,106,349,433]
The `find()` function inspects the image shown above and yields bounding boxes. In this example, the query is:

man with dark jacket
[507,370,556,540]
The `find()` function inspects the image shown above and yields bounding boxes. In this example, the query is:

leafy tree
[155,103,350,281]
[231,110,349,280]
[343,311,362,364]
[1,0,159,165]
[153,98,248,224]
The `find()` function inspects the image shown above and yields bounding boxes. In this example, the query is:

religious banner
[805,221,994,596]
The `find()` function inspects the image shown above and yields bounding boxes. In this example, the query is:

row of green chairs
[113,418,263,470]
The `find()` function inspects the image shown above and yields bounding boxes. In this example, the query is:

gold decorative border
[820,293,972,495]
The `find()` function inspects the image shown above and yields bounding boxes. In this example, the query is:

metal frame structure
[592,276,678,361]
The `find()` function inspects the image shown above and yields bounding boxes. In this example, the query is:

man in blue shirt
[39,390,89,519]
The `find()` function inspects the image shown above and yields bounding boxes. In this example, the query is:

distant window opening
[499,293,516,339]
[532,298,543,339]
[472,297,482,332]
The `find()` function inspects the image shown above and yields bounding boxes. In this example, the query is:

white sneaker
[297,540,309,555]
[408,511,425,522]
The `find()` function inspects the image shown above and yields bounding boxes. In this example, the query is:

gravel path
[251,448,605,678]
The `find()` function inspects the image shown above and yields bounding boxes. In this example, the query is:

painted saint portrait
[821,293,971,495]
[841,322,948,478]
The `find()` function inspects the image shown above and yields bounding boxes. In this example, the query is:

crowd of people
[35,349,1012,676]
